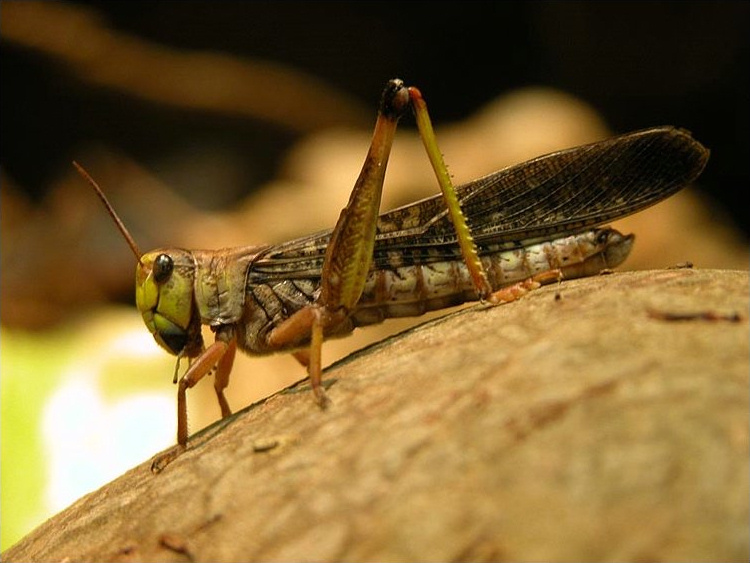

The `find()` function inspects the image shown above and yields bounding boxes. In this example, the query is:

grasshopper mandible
[74,79,709,451]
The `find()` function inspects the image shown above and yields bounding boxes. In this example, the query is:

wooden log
[3,268,748,562]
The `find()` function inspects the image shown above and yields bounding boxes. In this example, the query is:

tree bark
[4,269,748,563]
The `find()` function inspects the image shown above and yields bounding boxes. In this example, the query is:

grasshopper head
[136,249,201,356]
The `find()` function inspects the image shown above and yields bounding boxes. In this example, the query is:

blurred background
[2,1,748,551]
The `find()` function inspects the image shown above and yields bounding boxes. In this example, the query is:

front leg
[175,328,237,447]
[267,79,410,405]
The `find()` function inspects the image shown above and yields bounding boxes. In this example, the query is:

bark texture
[4,268,748,562]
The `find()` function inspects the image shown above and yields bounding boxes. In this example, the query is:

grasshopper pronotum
[74,79,709,453]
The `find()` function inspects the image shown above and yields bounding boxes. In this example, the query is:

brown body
[179,227,631,356]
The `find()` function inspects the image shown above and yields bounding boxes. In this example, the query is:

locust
[74,79,709,452]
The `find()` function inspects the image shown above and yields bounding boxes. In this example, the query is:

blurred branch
[1,1,370,133]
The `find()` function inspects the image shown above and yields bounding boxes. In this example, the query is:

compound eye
[596,230,610,245]
[153,253,174,284]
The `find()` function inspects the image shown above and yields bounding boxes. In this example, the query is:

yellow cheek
[138,304,190,355]
[154,273,194,330]
[135,276,159,316]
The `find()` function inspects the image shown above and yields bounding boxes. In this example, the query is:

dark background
[2,1,749,236]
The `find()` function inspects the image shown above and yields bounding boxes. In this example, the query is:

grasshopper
[74,79,709,452]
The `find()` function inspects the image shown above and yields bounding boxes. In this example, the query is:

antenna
[72,161,143,264]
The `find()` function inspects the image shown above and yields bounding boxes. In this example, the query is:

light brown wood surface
[4,268,748,562]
